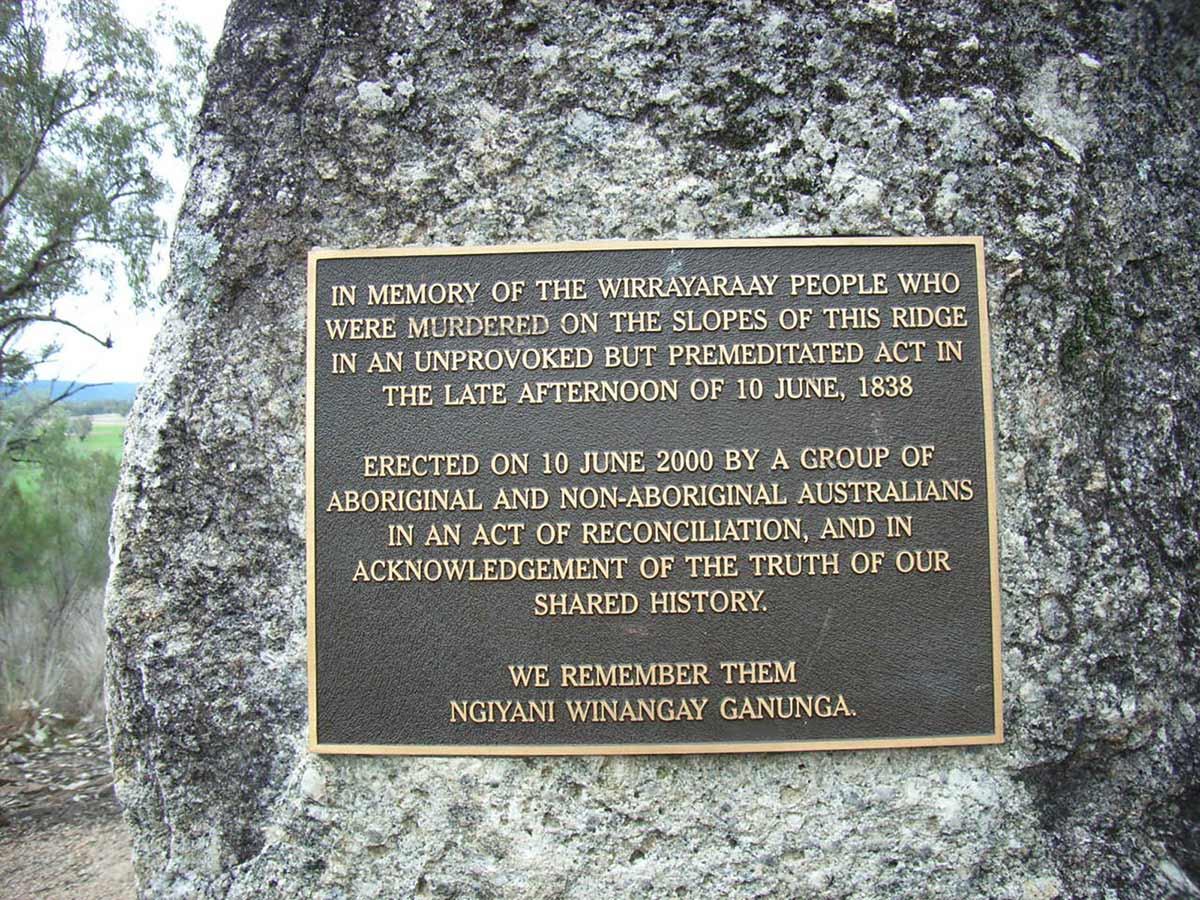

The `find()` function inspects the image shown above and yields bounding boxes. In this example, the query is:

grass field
[6,416,124,494]
[80,418,125,459]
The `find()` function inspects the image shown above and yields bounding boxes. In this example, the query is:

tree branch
[0,379,97,462]
[0,235,71,304]
[0,313,112,349]
[0,73,81,219]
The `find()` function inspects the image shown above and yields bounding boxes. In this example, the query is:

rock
[105,1,1199,897]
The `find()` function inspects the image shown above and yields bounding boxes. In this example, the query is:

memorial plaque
[306,237,1002,755]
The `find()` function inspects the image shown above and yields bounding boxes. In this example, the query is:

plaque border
[305,236,1003,756]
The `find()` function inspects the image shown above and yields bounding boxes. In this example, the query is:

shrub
[0,419,119,720]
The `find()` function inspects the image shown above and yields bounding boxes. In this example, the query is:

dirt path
[0,817,133,900]
[0,714,134,899]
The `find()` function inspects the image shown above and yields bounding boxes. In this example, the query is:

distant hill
[8,380,139,410]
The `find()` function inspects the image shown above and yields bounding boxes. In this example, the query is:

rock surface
[105,1,1200,897]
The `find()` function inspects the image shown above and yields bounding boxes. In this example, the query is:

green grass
[9,467,39,494]
[6,417,124,494]
[80,421,124,458]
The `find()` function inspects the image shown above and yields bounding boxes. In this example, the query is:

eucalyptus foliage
[0,413,117,608]
[0,0,205,465]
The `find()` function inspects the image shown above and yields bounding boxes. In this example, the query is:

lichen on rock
[106,1,1199,897]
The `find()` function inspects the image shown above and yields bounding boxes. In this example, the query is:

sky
[18,1,230,386]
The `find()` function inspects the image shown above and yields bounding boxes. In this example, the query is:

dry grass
[0,588,107,724]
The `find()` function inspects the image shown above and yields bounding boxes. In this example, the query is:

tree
[0,0,205,469]
[0,411,117,608]
[0,410,121,716]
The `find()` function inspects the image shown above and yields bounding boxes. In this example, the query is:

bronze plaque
[306,237,1002,755]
